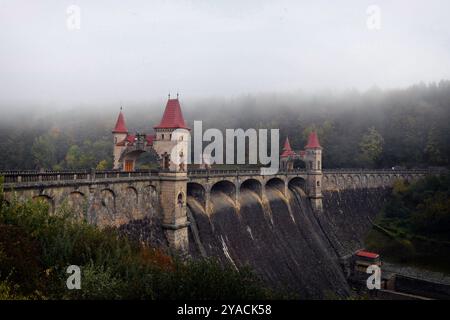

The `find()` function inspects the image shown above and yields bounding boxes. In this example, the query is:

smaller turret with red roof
[112,107,155,170]
[280,137,297,158]
[280,136,297,171]
[112,109,128,134]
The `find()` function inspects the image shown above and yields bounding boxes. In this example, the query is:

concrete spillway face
[186,179,352,299]
[317,187,391,255]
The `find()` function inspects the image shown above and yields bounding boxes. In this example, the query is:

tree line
[0,81,449,170]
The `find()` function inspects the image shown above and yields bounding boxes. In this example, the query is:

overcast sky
[1,0,450,108]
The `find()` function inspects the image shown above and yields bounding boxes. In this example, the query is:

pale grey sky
[1,0,450,108]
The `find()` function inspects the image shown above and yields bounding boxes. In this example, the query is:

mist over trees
[0,81,449,170]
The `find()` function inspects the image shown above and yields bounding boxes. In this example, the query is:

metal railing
[0,167,441,185]
[0,169,159,184]
[322,168,433,174]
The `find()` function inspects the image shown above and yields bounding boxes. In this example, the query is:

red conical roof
[112,111,128,133]
[305,131,321,149]
[154,98,189,130]
[280,137,297,158]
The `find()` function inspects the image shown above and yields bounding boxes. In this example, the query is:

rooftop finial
[177,92,179,99]
[168,93,171,99]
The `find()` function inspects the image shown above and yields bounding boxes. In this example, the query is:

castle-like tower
[152,97,190,252]
[112,96,190,172]
[111,96,190,251]
[303,131,323,212]
[280,131,323,211]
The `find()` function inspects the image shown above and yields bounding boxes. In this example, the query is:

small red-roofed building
[353,249,381,273]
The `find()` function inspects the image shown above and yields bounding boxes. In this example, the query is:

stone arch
[121,186,139,221]
[187,182,206,208]
[331,175,337,188]
[369,175,376,187]
[96,188,116,226]
[101,188,115,205]
[347,175,354,188]
[211,180,236,200]
[323,175,329,187]
[119,145,159,171]
[177,192,184,206]
[145,184,158,200]
[126,186,138,205]
[361,175,368,187]
[240,179,262,198]
[288,176,306,193]
[33,194,54,213]
[67,191,86,220]
[353,175,361,188]
[142,184,158,212]
[338,175,345,188]
[377,175,383,185]
[266,177,285,195]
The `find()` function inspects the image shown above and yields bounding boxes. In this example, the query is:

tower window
[309,161,313,169]
[162,134,165,140]
[317,181,320,187]
[318,161,321,170]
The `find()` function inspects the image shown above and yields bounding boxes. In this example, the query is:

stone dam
[1,169,433,298]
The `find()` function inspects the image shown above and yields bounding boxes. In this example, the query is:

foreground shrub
[0,180,277,300]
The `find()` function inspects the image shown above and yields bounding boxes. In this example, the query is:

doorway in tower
[124,160,134,172]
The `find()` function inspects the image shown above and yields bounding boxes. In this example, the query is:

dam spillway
[186,183,389,299]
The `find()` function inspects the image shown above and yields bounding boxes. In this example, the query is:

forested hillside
[1,81,449,170]
[366,174,450,272]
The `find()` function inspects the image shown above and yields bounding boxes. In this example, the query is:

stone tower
[304,131,323,212]
[152,96,191,252]
[153,96,190,172]
[112,109,128,170]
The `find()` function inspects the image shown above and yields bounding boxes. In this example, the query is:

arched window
[317,181,320,187]
[177,193,183,206]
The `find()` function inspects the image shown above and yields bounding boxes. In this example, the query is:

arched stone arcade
[239,178,263,199]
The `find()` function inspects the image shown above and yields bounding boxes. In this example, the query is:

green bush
[0,179,276,300]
